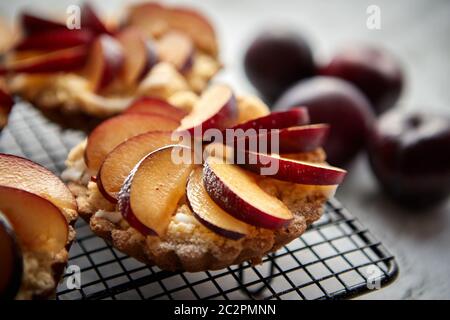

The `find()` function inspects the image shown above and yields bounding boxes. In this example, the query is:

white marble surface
[1,0,449,299]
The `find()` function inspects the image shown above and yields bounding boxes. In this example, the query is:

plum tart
[0,2,221,118]
[0,153,77,299]
[63,84,346,271]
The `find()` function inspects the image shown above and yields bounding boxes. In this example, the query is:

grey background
[1,0,449,299]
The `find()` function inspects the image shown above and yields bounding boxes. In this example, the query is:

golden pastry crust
[65,142,331,272]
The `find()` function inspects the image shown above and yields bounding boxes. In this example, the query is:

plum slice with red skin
[0,153,77,213]
[0,46,89,75]
[178,84,238,136]
[239,151,346,186]
[125,97,187,122]
[84,35,124,91]
[0,186,68,254]
[187,168,250,240]
[15,29,95,51]
[20,12,66,36]
[118,145,195,236]
[203,156,293,229]
[156,31,194,73]
[229,107,309,132]
[85,113,179,173]
[97,131,176,203]
[116,27,158,85]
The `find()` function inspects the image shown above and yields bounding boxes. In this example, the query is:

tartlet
[1,2,221,118]
[63,89,345,271]
[0,154,77,299]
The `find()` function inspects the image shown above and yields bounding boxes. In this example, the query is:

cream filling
[94,210,123,224]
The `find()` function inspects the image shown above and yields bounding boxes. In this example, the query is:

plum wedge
[157,31,194,73]
[124,97,187,121]
[20,12,66,36]
[233,124,329,154]
[84,35,124,91]
[178,84,238,136]
[98,131,175,202]
[0,186,68,254]
[81,3,112,35]
[118,145,195,236]
[229,107,309,132]
[117,27,158,85]
[0,153,77,212]
[239,151,347,185]
[204,156,293,229]
[85,113,179,172]
[187,168,250,240]
[0,46,89,75]
[15,29,94,51]
[0,212,22,300]
[126,2,218,56]
[0,87,14,115]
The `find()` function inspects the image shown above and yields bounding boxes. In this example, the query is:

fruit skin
[20,12,66,36]
[81,3,112,35]
[178,84,238,136]
[203,157,293,229]
[275,76,375,166]
[0,212,23,300]
[228,107,309,132]
[368,110,450,208]
[0,46,89,75]
[244,30,315,103]
[239,151,346,186]
[233,124,329,154]
[320,45,403,114]
[187,168,250,240]
[15,29,94,51]
[0,87,14,114]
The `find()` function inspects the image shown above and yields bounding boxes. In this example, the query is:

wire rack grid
[0,102,398,300]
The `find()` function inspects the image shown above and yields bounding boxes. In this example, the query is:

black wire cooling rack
[0,102,398,300]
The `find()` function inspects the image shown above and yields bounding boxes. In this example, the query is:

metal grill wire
[0,102,398,300]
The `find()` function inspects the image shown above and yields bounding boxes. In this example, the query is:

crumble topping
[94,210,123,224]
